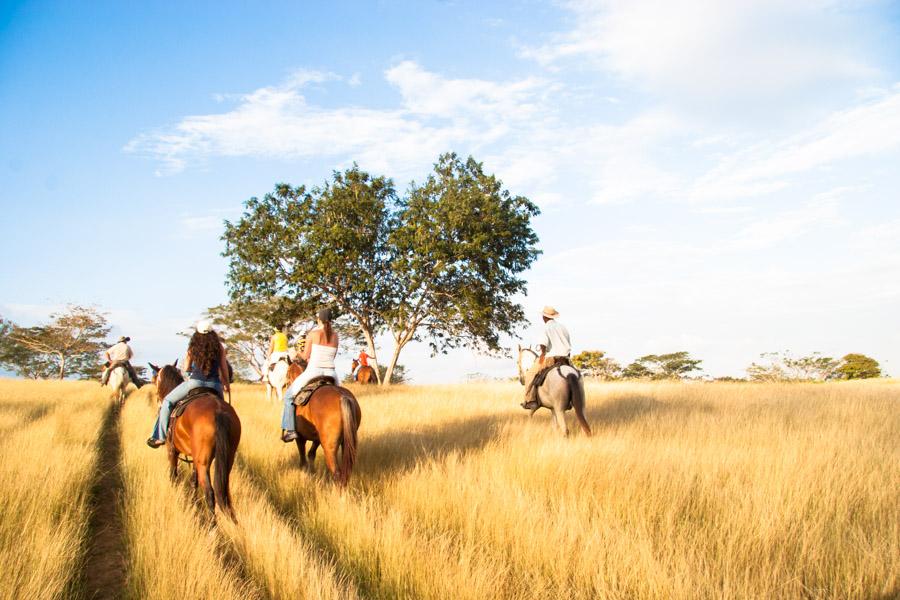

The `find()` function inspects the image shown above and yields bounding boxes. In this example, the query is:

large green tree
[222,154,541,385]
[2,305,110,379]
[379,154,540,383]
[223,165,393,382]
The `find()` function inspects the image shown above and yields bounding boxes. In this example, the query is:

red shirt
[358,351,369,366]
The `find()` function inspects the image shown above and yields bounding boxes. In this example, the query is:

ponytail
[322,320,333,344]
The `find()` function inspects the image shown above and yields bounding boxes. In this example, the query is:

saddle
[268,355,291,371]
[292,376,336,407]
[169,386,223,428]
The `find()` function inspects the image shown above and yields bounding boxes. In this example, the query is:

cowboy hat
[117,336,131,343]
[196,318,212,334]
[541,306,560,319]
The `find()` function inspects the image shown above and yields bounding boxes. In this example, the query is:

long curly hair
[188,330,223,377]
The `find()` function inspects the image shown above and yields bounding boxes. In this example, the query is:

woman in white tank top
[281,308,340,442]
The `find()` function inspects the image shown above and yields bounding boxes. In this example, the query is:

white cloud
[689,87,900,202]
[125,62,555,179]
[521,0,880,104]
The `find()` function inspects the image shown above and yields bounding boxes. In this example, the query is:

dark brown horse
[351,359,377,385]
[153,364,241,518]
[285,368,361,486]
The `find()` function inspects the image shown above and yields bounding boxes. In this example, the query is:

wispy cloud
[520,0,880,107]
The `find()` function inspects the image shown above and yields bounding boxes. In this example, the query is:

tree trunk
[58,353,66,380]
[382,340,406,387]
[361,329,381,384]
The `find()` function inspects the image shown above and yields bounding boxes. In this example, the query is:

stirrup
[281,430,298,443]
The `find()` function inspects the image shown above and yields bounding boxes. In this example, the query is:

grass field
[0,378,896,599]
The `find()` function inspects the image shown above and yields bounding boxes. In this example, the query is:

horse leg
[307,441,319,471]
[167,443,179,481]
[191,469,198,490]
[196,462,215,513]
[552,404,569,437]
[295,437,308,469]
[320,438,341,484]
[265,383,272,403]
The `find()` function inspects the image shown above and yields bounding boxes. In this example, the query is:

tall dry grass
[1,378,896,599]
[0,380,107,600]
[230,380,899,600]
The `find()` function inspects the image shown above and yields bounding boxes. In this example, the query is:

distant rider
[280,308,339,442]
[147,319,230,448]
[266,325,290,375]
[101,336,144,388]
[521,306,572,410]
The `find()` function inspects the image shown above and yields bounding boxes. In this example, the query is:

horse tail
[213,410,235,518]
[567,372,592,436]
[338,392,358,487]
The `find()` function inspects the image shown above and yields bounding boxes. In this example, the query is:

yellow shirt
[271,332,288,352]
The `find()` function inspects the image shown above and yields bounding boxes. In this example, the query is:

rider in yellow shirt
[267,327,290,375]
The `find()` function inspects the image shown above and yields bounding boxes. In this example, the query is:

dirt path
[80,400,127,599]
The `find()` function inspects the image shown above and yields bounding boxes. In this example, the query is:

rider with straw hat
[522,305,572,410]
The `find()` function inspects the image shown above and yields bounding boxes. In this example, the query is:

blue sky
[2,0,899,382]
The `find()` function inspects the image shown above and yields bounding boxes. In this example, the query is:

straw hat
[196,319,212,334]
[117,336,131,343]
[541,306,560,319]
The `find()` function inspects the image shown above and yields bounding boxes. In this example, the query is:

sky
[1,0,899,382]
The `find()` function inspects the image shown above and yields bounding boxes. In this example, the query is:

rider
[521,306,572,410]
[357,349,370,372]
[147,319,230,448]
[280,308,339,442]
[266,325,290,374]
[101,336,144,388]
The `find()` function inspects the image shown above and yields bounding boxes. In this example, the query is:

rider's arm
[267,337,274,355]
[219,348,230,392]
[301,330,315,362]
[182,350,191,375]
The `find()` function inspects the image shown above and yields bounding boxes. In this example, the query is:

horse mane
[157,364,185,399]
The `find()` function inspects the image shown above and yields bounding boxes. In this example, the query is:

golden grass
[0,378,897,599]
[230,380,899,600]
[0,380,107,600]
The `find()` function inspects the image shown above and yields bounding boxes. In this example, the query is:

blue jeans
[150,378,222,441]
[282,367,337,431]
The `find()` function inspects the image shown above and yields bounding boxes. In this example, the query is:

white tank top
[307,343,337,369]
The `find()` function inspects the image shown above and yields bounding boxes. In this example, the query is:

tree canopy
[621,352,702,380]
[222,153,541,384]
[572,350,622,380]
[747,351,840,382]
[836,353,881,380]
[0,305,110,379]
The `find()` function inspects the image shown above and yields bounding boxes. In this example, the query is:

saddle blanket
[292,376,335,407]
[172,386,223,419]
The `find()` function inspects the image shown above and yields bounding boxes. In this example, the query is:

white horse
[265,359,290,403]
[517,345,591,437]
[106,365,131,405]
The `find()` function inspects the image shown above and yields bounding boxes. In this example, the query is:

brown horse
[153,364,241,518]
[285,368,361,486]
[351,358,377,385]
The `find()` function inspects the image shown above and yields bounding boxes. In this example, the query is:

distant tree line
[0,305,110,379]
[572,349,883,381]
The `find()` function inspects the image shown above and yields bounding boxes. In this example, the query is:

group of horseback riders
[100,304,576,449]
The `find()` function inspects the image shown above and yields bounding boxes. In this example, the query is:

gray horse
[517,346,592,437]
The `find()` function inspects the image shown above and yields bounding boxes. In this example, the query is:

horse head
[155,361,185,399]
[517,344,538,386]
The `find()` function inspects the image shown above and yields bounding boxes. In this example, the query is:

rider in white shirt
[280,308,339,442]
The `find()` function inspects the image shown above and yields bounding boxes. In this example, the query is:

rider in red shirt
[358,350,369,367]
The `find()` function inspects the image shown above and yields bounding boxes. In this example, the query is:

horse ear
[173,358,179,368]
[148,362,159,374]
[517,344,522,353]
